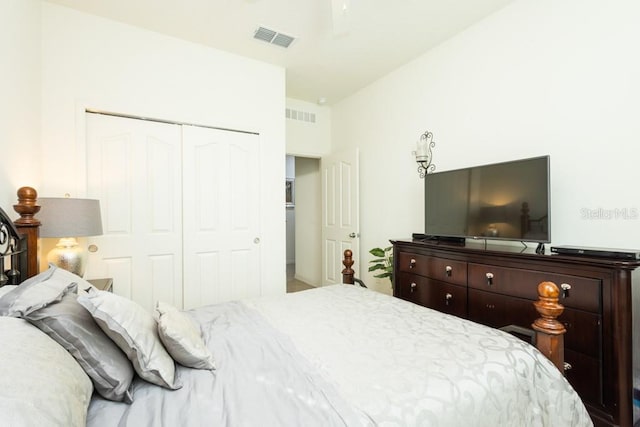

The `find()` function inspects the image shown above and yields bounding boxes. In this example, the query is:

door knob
[349,232,357,238]
[88,244,98,253]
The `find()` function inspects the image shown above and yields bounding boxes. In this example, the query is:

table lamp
[38,197,103,277]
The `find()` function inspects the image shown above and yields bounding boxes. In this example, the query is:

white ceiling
[44,0,513,105]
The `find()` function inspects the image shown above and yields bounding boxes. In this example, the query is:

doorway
[285,155,320,292]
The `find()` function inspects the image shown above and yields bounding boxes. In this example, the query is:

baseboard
[293,274,317,287]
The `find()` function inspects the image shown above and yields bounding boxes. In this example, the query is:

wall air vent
[254,26,295,48]
[286,108,316,123]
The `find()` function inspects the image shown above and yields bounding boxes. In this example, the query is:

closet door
[182,125,261,309]
[86,113,183,311]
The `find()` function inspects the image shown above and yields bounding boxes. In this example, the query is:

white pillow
[0,317,93,427]
[77,288,181,389]
[156,301,216,370]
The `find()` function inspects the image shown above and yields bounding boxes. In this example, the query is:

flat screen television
[424,155,550,244]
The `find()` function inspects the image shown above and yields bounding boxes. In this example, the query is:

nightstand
[87,278,113,292]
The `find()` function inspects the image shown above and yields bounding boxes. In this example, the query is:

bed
[0,188,592,426]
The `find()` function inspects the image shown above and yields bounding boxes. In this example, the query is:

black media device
[412,233,465,245]
[550,245,640,260]
[424,155,551,245]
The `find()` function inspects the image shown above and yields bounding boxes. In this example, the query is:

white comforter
[88,285,592,426]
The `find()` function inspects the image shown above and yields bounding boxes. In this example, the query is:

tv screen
[424,155,550,243]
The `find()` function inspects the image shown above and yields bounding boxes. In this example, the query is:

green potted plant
[368,246,393,286]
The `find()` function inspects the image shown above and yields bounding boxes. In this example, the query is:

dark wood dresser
[392,239,640,427]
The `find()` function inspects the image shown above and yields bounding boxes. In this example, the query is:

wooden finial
[532,281,566,372]
[13,186,41,225]
[342,249,354,285]
[13,186,41,279]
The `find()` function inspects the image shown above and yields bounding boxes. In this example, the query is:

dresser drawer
[397,252,467,286]
[468,263,601,313]
[468,289,537,331]
[468,289,601,358]
[397,272,467,318]
[564,349,601,406]
[559,308,602,358]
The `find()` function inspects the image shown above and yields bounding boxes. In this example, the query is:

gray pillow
[25,292,135,403]
[78,288,181,390]
[156,301,216,370]
[0,264,78,317]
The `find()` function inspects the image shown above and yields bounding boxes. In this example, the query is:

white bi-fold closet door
[86,112,261,311]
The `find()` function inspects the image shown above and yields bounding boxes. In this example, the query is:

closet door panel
[86,113,183,311]
[182,125,261,309]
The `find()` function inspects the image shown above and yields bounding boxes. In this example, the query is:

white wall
[0,0,42,209]
[286,98,331,157]
[332,0,640,293]
[40,3,286,295]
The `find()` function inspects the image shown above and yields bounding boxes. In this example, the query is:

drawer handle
[409,259,416,269]
[445,293,453,306]
[486,272,494,286]
[564,362,572,371]
[445,266,452,277]
[560,283,571,298]
[410,282,417,293]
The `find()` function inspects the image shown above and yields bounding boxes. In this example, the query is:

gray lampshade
[39,197,103,238]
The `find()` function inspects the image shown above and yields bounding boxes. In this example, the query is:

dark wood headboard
[0,186,40,286]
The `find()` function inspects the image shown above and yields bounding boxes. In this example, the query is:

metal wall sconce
[413,131,436,178]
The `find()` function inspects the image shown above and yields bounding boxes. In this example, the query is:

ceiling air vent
[253,26,295,48]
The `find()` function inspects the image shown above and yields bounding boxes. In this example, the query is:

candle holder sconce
[413,131,436,178]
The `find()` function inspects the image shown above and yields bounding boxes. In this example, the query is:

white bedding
[88,285,592,426]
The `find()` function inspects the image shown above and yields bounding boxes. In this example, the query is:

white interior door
[182,125,261,309]
[86,113,183,311]
[321,148,359,285]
